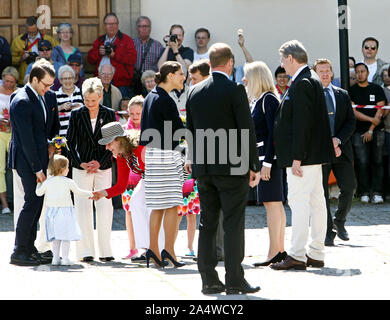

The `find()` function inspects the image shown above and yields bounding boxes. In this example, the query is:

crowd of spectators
[0,13,389,219]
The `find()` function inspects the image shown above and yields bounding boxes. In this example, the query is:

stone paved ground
[0,200,389,300]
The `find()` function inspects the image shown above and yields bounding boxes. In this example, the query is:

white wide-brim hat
[98,121,127,145]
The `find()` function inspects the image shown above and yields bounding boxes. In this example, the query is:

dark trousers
[13,169,44,256]
[197,174,248,287]
[352,131,385,195]
[385,132,390,177]
[322,157,356,235]
[215,213,224,259]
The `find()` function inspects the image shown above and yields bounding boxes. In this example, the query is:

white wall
[138,0,390,79]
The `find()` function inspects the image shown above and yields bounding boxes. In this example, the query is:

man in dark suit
[313,59,356,246]
[271,40,334,271]
[185,43,261,295]
[8,59,60,266]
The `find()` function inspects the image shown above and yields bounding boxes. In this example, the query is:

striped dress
[55,86,83,136]
[144,147,185,210]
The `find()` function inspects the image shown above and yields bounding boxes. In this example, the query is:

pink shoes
[123,249,138,260]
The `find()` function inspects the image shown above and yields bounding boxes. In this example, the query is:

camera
[25,52,39,64]
[170,34,178,43]
[104,42,114,56]
[163,34,178,45]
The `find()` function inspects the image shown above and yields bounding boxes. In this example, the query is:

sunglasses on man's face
[39,48,51,52]
[364,45,377,50]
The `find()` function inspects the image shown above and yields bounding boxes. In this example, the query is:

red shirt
[87,31,137,87]
[105,145,145,198]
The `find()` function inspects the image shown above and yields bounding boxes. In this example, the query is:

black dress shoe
[226,280,260,295]
[31,252,52,264]
[131,254,146,262]
[40,250,53,259]
[325,231,336,246]
[10,252,40,266]
[333,223,349,241]
[202,281,226,294]
[99,256,115,262]
[82,256,94,262]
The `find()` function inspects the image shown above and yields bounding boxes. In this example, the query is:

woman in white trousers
[66,77,116,262]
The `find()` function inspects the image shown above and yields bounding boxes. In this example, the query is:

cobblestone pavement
[0,200,389,300]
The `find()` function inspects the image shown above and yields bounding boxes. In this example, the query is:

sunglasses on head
[364,45,377,50]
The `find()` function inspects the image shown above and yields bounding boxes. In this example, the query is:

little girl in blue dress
[36,155,93,266]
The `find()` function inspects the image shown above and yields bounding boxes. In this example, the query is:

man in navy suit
[313,59,356,247]
[8,59,59,266]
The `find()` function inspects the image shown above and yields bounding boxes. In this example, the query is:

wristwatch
[335,137,341,145]
[174,51,180,56]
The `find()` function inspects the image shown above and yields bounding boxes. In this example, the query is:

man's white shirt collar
[26,82,40,99]
[291,64,308,82]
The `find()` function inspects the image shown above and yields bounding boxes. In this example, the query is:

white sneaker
[61,258,74,266]
[360,195,370,203]
[1,207,11,214]
[372,195,384,204]
[52,257,61,266]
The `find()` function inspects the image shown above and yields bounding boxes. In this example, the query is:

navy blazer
[67,104,116,170]
[330,84,356,163]
[8,86,60,175]
[139,86,184,150]
[251,92,279,166]
[274,67,334,168]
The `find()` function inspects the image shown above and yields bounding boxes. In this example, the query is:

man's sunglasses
[364,45,377,50]
[39,48,51,52]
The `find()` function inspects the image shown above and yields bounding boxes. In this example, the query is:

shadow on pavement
[305,267,362,277]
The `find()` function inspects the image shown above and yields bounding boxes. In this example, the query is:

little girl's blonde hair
[48,154,69,176]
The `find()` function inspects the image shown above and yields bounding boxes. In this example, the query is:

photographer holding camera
[158,24,194,75]
[11,16,58,85]
[88,13,137,98]
[24,40,62,81]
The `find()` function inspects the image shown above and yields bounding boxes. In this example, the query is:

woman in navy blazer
[243,61,287,267]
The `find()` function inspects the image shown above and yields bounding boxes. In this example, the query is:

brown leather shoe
[270,255,306,270]
[306,255,324,268]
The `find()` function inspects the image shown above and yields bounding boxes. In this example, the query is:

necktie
[39,95,47,123]
[324,88,335,136]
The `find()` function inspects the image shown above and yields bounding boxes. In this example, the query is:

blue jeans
[352,131,385,195]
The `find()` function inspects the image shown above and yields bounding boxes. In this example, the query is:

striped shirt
[55,86,83,136]
[133,37,164,72]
